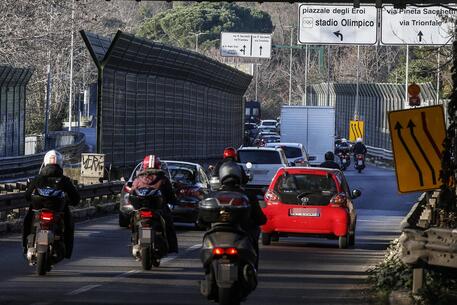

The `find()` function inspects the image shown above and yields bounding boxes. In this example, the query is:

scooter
[129,188,168,270]
[338,151,351,171]
[27,187,67,275]
[354,154,366,173]
[199,192,258,305]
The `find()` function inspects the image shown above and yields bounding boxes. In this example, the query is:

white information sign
[298,4,378,45]
[381,5,456,45]
[220,32,272,58]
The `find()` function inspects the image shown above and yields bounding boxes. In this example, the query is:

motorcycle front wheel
[141,247,152,270]
[218,287,240,305]
[36,252,48,276]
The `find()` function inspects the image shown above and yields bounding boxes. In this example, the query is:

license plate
[141,228,151,239]
[289,208,320,217]
[358,160,363,165]
[217,263,238,282]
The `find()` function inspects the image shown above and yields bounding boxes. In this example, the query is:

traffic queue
[21,122,368,305]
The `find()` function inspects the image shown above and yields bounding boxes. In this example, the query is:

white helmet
[43,150,63,167]
[341,138,347,143]
[356,137,363,143]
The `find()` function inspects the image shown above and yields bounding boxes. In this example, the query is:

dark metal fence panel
[81,31,251,173]
[0,66,33,158]
[306,82,443,151]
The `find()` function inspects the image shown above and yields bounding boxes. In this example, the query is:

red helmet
[142,155,161,170]
[223,147,237,159]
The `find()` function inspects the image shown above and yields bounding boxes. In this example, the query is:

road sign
[388,105,446,193]
[220,32,272,58]
[298,4,378,45]
[381,5,456,45]
[349,120,364,142]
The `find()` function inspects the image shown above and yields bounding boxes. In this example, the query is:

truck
[280,106,335,165]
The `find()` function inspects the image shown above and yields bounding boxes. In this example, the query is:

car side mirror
[351,189,361,199]
[290,162,296,167]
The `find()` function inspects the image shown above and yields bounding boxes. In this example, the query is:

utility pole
[68,0,75,131]
[285,26,294,106]
[191,32,203,52]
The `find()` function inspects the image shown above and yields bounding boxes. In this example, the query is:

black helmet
[325,151,335,161]
[219,161,242,186]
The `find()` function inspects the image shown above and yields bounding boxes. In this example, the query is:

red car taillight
[40,210,54,222]
[357,154,364,160]
[264,190,279,205]
[330,193,347,208]
[139,210,154,218]
[212,247,238,257]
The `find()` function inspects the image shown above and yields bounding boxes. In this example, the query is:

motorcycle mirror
[289,162,296,167]
[351,189,362,199]
[246,162,253,170]
[127,181,133,187]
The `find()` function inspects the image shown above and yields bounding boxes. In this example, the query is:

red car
[261,167,360,249]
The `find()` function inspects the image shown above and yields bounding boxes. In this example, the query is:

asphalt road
[0,164,419,305]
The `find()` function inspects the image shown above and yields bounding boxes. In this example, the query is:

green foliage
[388,48,439,84]
[417,270,457,305]
[137,2,273,50]
[367,239,413,292]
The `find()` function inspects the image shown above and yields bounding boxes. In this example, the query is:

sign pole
[405,44,409,108]
[326,45,331,106]
[437,49,440,104]
[304,44,308,106]
[288,27,293,106]
[255,63,259,101]
[354,45,360,120]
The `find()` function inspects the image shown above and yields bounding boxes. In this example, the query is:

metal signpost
[381,5,456,45]
[220,32,272,58]
[388,105,446,193]
[297,4,378,45]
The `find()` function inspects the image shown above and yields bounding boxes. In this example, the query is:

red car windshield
[273,173,337,206]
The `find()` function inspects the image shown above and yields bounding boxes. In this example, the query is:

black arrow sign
[418,31,423,42]
[259,46,263,56]
[407,119,436,185]
[421,111,442,160]
[333,30,343,41]
[240,45,246,55]
[395,121,424,186]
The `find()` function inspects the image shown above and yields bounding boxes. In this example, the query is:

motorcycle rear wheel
[141,247,152,270]
[36,252,48,276]
[218,287,240,305]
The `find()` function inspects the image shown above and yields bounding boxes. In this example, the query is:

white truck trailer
[280,106,335,165]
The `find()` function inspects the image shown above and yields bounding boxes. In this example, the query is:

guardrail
[0,181,123,214]
[399,190,457,292]
[0,131,86,180]
[366,145,393,161]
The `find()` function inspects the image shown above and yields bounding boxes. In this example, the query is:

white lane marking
[66,284,101,296]
[62,243,202,296]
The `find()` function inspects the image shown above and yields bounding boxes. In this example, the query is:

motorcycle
[27,187,67,275]
[129,188,168,270]
[198,191,258,305]
[354,154,366,173]
[338,151,351,171]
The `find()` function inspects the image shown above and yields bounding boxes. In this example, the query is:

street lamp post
[191,32,203,52]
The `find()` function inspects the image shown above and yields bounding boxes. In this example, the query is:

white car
[265,142,309,166]
[259,119,277,128]
[237,147,288,191]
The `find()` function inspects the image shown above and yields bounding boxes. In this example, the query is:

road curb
[0,201,119,234]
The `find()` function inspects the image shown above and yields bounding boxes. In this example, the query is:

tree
[137,2,273,50]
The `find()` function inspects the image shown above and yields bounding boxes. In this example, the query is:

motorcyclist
[210,147,249,185]
[353,137,368,159]
[319,151,341,170]
[23,150,80,258]
[337,138,352,154]
[130,154,178,253]
[217,160,267,268]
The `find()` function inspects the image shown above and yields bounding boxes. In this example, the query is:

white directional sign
[381,5,456,45]
[220,32,272,58]
[298,4,378,45]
